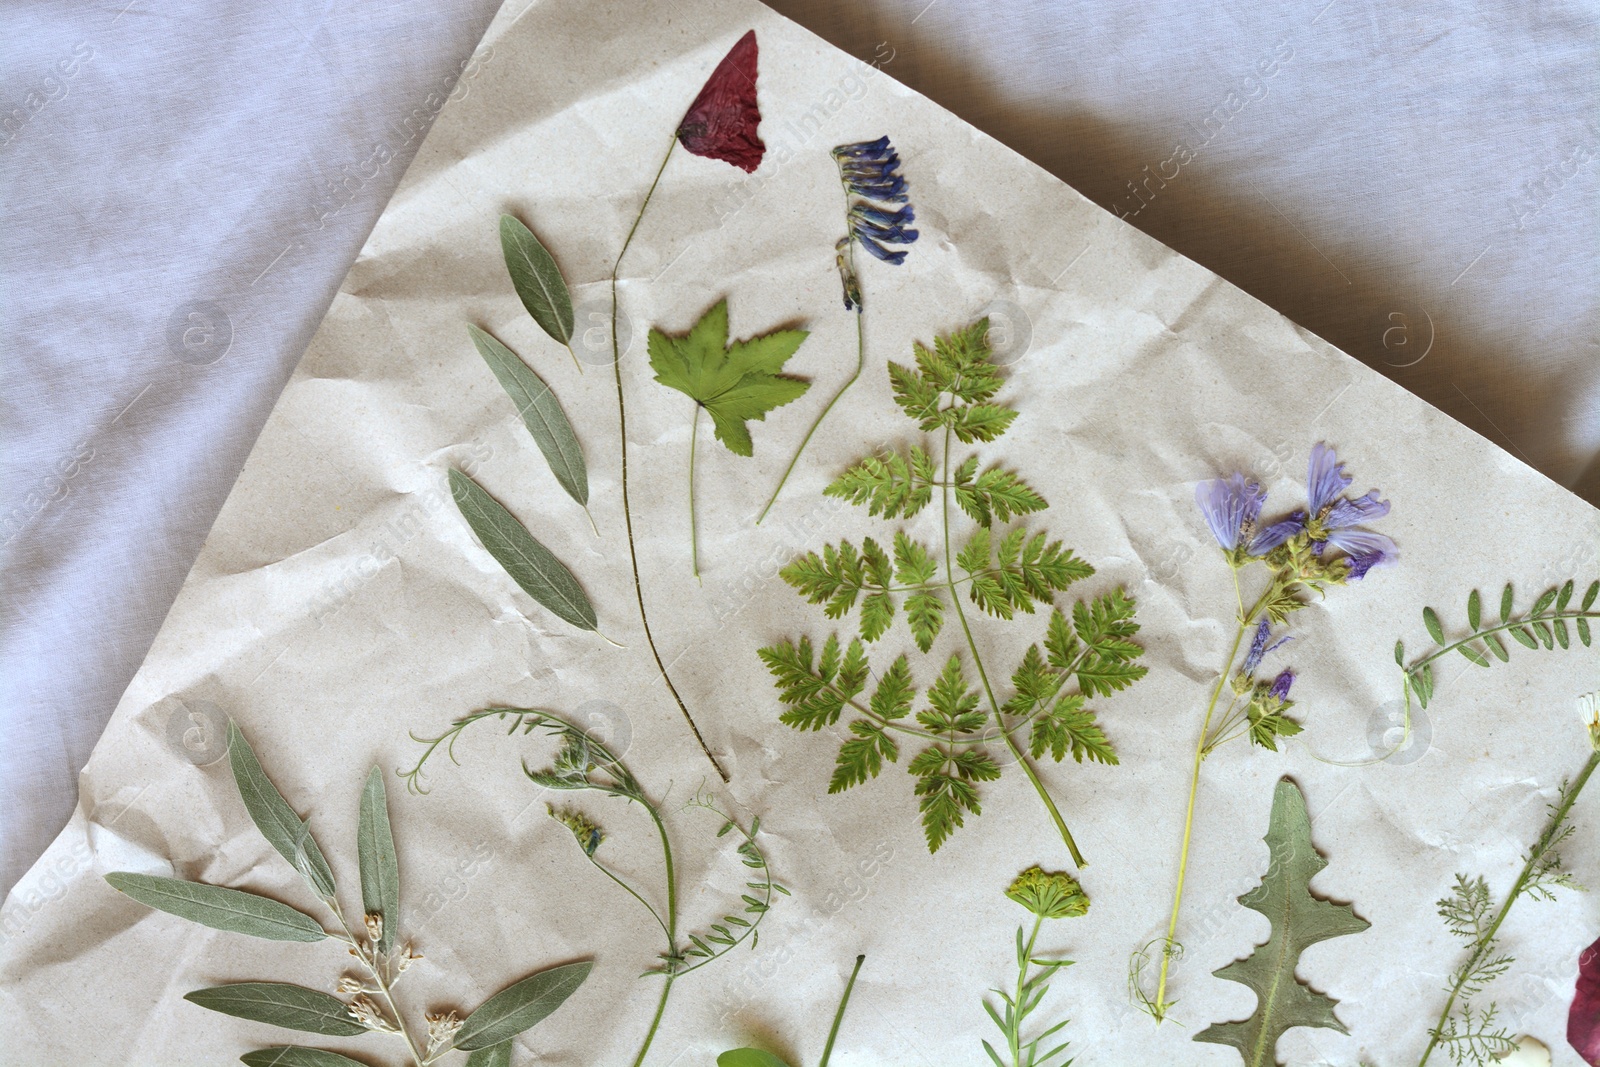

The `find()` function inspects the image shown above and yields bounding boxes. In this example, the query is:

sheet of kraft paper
[3,0,1599,1064]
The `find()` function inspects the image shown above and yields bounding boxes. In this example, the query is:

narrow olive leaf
[1501,582,1515,623]
[718,1051,793,1067]
[357,767,400,955]
[1195,778,1369,1067]
[1393,639,1405,667]
[449,468,597,631]
[464,1043,514,1067]
[467,325,589,506]
[105,873,327,943]
[241,1048,371,1067]
[228,722,337,899]
[499,214,574,347]
[453,960,593,1051]
[185,983,367,1037]
[1467,589,1482,631]
[1423,606,1445,645]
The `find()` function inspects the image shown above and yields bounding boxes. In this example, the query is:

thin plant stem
[582,503,600,538]
[939,422,1085,867]
[327,899,427,1067]
[757,179,865,524]
[564,342,584,374]
[1149,583,1272,1021]
[689,404,702,581]
[1014,914,1045,1065]
[1416,748,1600,1067]
[627,803,680,1067]
[818,954,866,1067]
[610,135,729,782]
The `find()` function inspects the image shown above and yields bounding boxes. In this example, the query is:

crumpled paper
[4,0,1599,1063]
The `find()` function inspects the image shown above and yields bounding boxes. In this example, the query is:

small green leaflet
[464,1043,514,1067]
[499,214,575,351]
[648,299,810,457]
[718,1051,792,1067]
[104,873,326,943]
[357,766,400,954]
[184,983,367,1036]
[1195,778,1369,1066]
[449,468,598,632]
[241,1048,369,1067]
[452,960,593,1050]
[467,325,589,509]
[228,722,337,899]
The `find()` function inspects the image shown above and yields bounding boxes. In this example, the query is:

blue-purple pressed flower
[1249,443,1397,573]
[1269,669,1295,700]
[1240,617,1292,676]
[832,135,918,309]
[1195,473,1266,553]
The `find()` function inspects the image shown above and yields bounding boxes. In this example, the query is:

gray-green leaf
[105,873,326,942]
[229,722,337,899]
[241,1048,371,1067]
[467,325,589,507]
[185,983,366,1036]
[449,469,597,631]
[358,767,400,954]
[500,214,573,346]
[454,960,593,1051]
[464,1043,514,1067]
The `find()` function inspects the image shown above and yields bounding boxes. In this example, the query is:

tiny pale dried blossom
[364,912,384,943]
[426,1011,464,1056]
[336,975,366,994]
[348,993,398,1032]
[396,943,422,973]
[1580,691,1600,751]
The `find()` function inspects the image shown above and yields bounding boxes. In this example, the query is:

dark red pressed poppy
[676,30,764,173]
[1571,935,1600,1063]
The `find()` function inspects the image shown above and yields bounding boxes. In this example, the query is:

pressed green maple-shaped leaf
[648,299,810,457]
[1195,777,1369,1067]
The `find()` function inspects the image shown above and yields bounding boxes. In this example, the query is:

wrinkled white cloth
[2,0,1594,900]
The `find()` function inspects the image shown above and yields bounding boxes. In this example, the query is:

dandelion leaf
[1195,777,1369,1067]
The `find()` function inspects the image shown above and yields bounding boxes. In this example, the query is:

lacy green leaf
[228,722,336,899]
[1194,778,1369,1066]
[826,447,934,518]
[830,720,899,793]
[499,214,573,346]
[647,299,810,457]
[467,324,588,506]
[104,874,326,943]
[453,960,593,1050]
[357,767,400,954]
[241,1048,370,1067]
[184,983,366,1036]
[449,468,597,631]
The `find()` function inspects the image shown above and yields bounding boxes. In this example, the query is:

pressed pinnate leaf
[499,214,574,347]
[467,325,588,507]
[1071,590,1149,697]
[449,468,597,632]
[184,983,367,1036]
[869,655,917,720]
[759,634,870,731]
[1195,778,1368,1066]
[228,722,336,899]
[953,462,1048,528]
[104,874,327,942]
[830,720,899,792]
[826,446,935,518]
[453,960,592,1050]
[357,766,400,954]
[241,1048,370,1067]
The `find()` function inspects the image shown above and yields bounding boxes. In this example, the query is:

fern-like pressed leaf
[1195,778,1369,1067]
[830,721,899,793]
[759,635,870,731]
[1071,590,1149,697]
[953,462,1047,528]
[825,447,936,518]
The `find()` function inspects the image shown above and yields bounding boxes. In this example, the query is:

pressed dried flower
[677,30,764,172]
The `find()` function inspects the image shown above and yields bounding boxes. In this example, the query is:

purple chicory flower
[1240,618,1292,676]
[1269,669,1295,700]
[1195,473,1266,552]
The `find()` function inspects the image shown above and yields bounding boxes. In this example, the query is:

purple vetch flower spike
[1195,473,1266,552]
[832,136,917,309]
[1269,669,1295,700]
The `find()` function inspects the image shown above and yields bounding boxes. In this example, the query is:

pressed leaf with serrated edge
[1195,778,1369,1066]
[467,325,588,506]
[449,468,597,631]
[648,299,810,457]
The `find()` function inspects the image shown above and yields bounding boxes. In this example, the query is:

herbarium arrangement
[105,722,588,1066]
[761,316,1148,860]
[404,708,784,1067]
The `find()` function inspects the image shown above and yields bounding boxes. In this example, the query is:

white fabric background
[2,0,1595,901]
